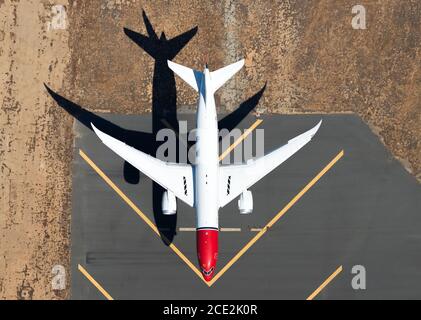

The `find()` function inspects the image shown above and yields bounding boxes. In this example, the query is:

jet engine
[162,190,177,215]
[238,190,253,214]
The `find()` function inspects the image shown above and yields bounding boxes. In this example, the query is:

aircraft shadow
[45,9,265,245]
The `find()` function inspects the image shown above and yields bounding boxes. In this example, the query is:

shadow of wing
[45,84,155,185]
[218,83,266,133]
[45,83,154,152]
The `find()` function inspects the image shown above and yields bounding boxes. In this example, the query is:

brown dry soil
[1,0,420,299]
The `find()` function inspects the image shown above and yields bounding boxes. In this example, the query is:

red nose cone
[196,229,218,282]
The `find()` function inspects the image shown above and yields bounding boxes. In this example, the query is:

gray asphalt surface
[70,114,421,299]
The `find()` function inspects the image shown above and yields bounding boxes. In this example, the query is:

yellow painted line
[79,150,160,236]
[168,242,206,284]
[80,148,343,288]
[79,149,207,285]
[219,119,263,161]
[306,265,343,300]
[208,150,345,286]
[78,264,114,300]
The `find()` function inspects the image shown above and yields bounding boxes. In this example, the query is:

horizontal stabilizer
[168,60,202,91]
[210,59,244,92]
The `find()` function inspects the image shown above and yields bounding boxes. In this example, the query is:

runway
[70,113,421,299]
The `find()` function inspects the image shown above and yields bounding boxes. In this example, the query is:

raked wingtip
[91,122,103,140]
[311,119,323,137]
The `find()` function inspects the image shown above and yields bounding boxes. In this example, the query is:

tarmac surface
[71,113,420,299]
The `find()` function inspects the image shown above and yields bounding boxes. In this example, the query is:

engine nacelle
[238,190,253,214]
[162,190,177,215]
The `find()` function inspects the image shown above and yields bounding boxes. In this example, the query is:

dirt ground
[0,0,420,299]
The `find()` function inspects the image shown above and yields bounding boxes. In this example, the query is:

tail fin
[168,60,203,91]
[210,59,244,92]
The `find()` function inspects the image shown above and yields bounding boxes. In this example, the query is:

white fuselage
[194,68,219,229]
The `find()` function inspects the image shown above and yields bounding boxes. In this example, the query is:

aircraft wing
[218,120,322,208]
[91,124,194,207]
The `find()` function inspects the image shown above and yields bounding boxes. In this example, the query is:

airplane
[91,58,322,282]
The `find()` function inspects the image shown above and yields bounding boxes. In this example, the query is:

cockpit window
[202,267,214,276]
